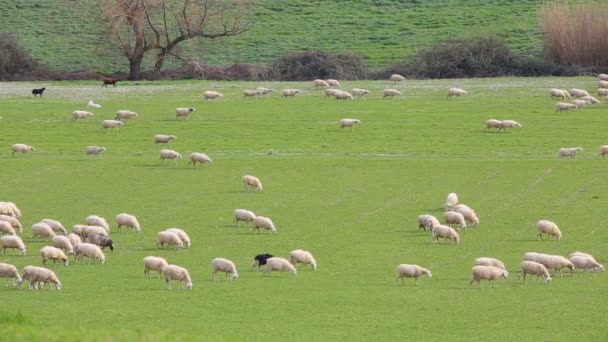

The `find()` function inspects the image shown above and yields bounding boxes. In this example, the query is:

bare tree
[98,0,250,80]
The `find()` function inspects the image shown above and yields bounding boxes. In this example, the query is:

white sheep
[520,261,552,284]
[11,143,35,157]
[87,100,102,108]
[264,257,297,275]
[326,79,341,88]
[485,119,502,130]
[443,211,467,230]
[599,80,608,89]
[154,135,176,145]
[340,118,361,128]
[72,224,94,237]
[0,215,22,232]
[0,235,26,255]
[72,110,94,121]
[282,89,301,98]
[395,264,432,285]
[81,225,108,239]
[390,74,405,83]
[313,79,329,88]
[243,89,261,98]
[211,257,239,281]
[160,149,182,164]
[85,215,110,233]
[351,88,370,97]
[570,88,590,98]
[32,222,56,240]
[556,102,578,112]
[156,231,183,249]
[444,192,459,210]
[289,249,317,271]
[333,90,353,100]
[572,99,589,108]
[175,107,196,120]
[101,120,123,131]
[579,95,600,104]
[41,219,67,235]
[325,89,339,98]
[469,265,508,287]
[116,213,141,233]
[86,146,106,157]
[500,120,522,130]
[549,88,571,99]
[569,251,597,262]
[447,87,468,99]
[203,91,224,101]
[242,175,263,192]
[0,221,16,235]
[67,233,81,247]
[75,242,105,264]
[40,246,69,267]
[143,256,168,278]
[0,262,21,286]
[569,255,605,275]
[19,266,61,290]
[0,202,21,219]
[256,87,274,95]
[115,110,138,121]
[52,235,74,255]
[523,253,574,276]
[162,264,192,290]
[474,257,506,270]
[599,74,608,81]
[558,147,582,159]
[598,88,608,97]
[537,219,562,240]
[234,209,256,227]
[253,216,276,234]
[188,152,212,167]
[417,214,439,231]
[431,224,460,244]
[453,205,479,226]
[165,228,191,248]
[383,89,401,98]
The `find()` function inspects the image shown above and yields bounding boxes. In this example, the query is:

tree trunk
[152,50,168,77]
[128,57,143,81]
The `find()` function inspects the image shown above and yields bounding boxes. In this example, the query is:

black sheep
[85,233,115,251]
[252,253,273,269]
[32,87,46,97]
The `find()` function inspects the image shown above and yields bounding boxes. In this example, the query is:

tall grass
[540,1,608,67]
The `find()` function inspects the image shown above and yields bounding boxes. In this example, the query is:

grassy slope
[1,0,542,72]
[0,78,607,340]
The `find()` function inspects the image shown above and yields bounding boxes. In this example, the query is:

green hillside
[1,0,543,73]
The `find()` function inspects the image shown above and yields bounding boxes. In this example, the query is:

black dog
[32,87,46,97]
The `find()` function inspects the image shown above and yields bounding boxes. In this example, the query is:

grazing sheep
[67,233,81,248]
[326,79,341,88]
[243,89,261,98]
[556,102,578,112]
[395,264,432,285]
[383,89,401,98]
[0,263,21,286]
[85,215,110,233]
[0,221,16,235]
[40,246,68,267]
[243,175,263,192]
[211,258,239,281]
[32,87,46,96]
[20,266,61,290]
[264,257,297,275]
[75,242,105,264]
[0,202,21,219]
[558,147,583,159]
[175,107,196,120]
[154,134,176,144]
[340,118,361,128]
[431,225,460,244]
[469,265,508,287]
[51,236,74,255]
[579,95,600,104]
[549,88,570,99]
[143,256,168,278]
[485,119,503,130]
[81,225,108,239]
[417,214,439,231]
[115,110,138,121]
[0,235,26,255]
[569,255,605,275]
[570,88,590,97]
[203,91,224,101]
[447,87,468,99]
[313,79,329,88]
[0,215,22,232]
[453,205,479,226]
[116,213,141,233]
[474,257,506,270]
[390,74,406,83]
[325,89,339,98]
[253,216,276,234]
[572,99,590,108]
[32,222,56,241]
[537,219,562,240]
[598,88,608,97]
[500,120,522,130]
[569,251,597,262]
[351,88,370,97]
[11,144,35,157]
[101,120,123,131]
[444,192,459,210]
[165,228,191,248]
[188,152,212,167]
[444,211,467,230]
[252,253,273,269]
[156,231,183,249]
[160,149,182,164]
[290,249,317,271]
[282,89,301,98]
[520,261,552,284]
[256,87,274,95]
[71,224,87,237]
[84,233,115,251]
[72,110,94,121]
[41,219,67,235]
[234,209,256,227]
[86,146,106,157]
[162,264,192,290]
[523,253,574,277]
[87,100,102,108]
[333,90,353,100]
[599,74,608,81]
[599,80,608,89]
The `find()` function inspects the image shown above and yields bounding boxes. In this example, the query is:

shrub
[269,50,368,81]
[0,33,48,80]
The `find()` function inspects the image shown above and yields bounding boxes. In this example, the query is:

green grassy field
[1,0,543,72]
[0,78,607,341]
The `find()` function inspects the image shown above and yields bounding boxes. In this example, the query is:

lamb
[203,90,224,101]
[156,231,183,249]
[550,88,570,100]
[75,242,105,264]
[175,107,196,120]
[116,213,141,233]
[243,175,263,192]
[101,77,120,87]
[325,89,339,98]
[0,221,16,235]
[383,89,401,98]
[333,90,353,100]
[579,95,600,104]
[85,215,110,233]
[340,118,361,128]
[188,152,212,167]
[154,134,176,144]
[32,87,46,96]
[165,228,191,248]
[313,79,329,88]
[469,265,509,287]
[558,147,582,159]
[143,256,168,278]
[556,102,578,112]
[32,222,56,240]
[40,246,69,267]
[453,205,479,226]
[599,74,608,81]
[395,264,432,285]
[162,264,192,289]
[431,225,460,244]
[0,202,21,218]
[11,144,35,157]
[417,214,439,231]
[253,216,276,234]
[447,87,468,99]
[569,255,605,275]
[520,261,552,284]
[115,110,138,121]
[485,119,503,130]
[19,266,61,290]
[234,209,256,227]
[569,88,590,97]
[443,211,467,230]
[474,257,506,270]
[243,89,261,98]
[598,88,608,97]
[264,257,297,275]
[390,74,406,83]
[351,88,370,97]
[282,89,301,98]
[0,215,22,232]
[84,233,115,251]
[101,120,123,131]
[160,149,182,164]
[67,233,81,247]
[444,192,459,210]
[252,253,273,269]
[500,120,522,130]
[87,100,102,108]
[211,257,239,281]
[289,249,317,271]
[537,219,562,240]
[72,110,94,121]
[0,235,26,255]
[86,146,106,157]
[52,235,74,255]
[0,263,21,286]
[41,219,67,235]
[326,79,341,88]
[599,80,608,88]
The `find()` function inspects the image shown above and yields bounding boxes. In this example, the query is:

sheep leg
[165,278,172,290]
